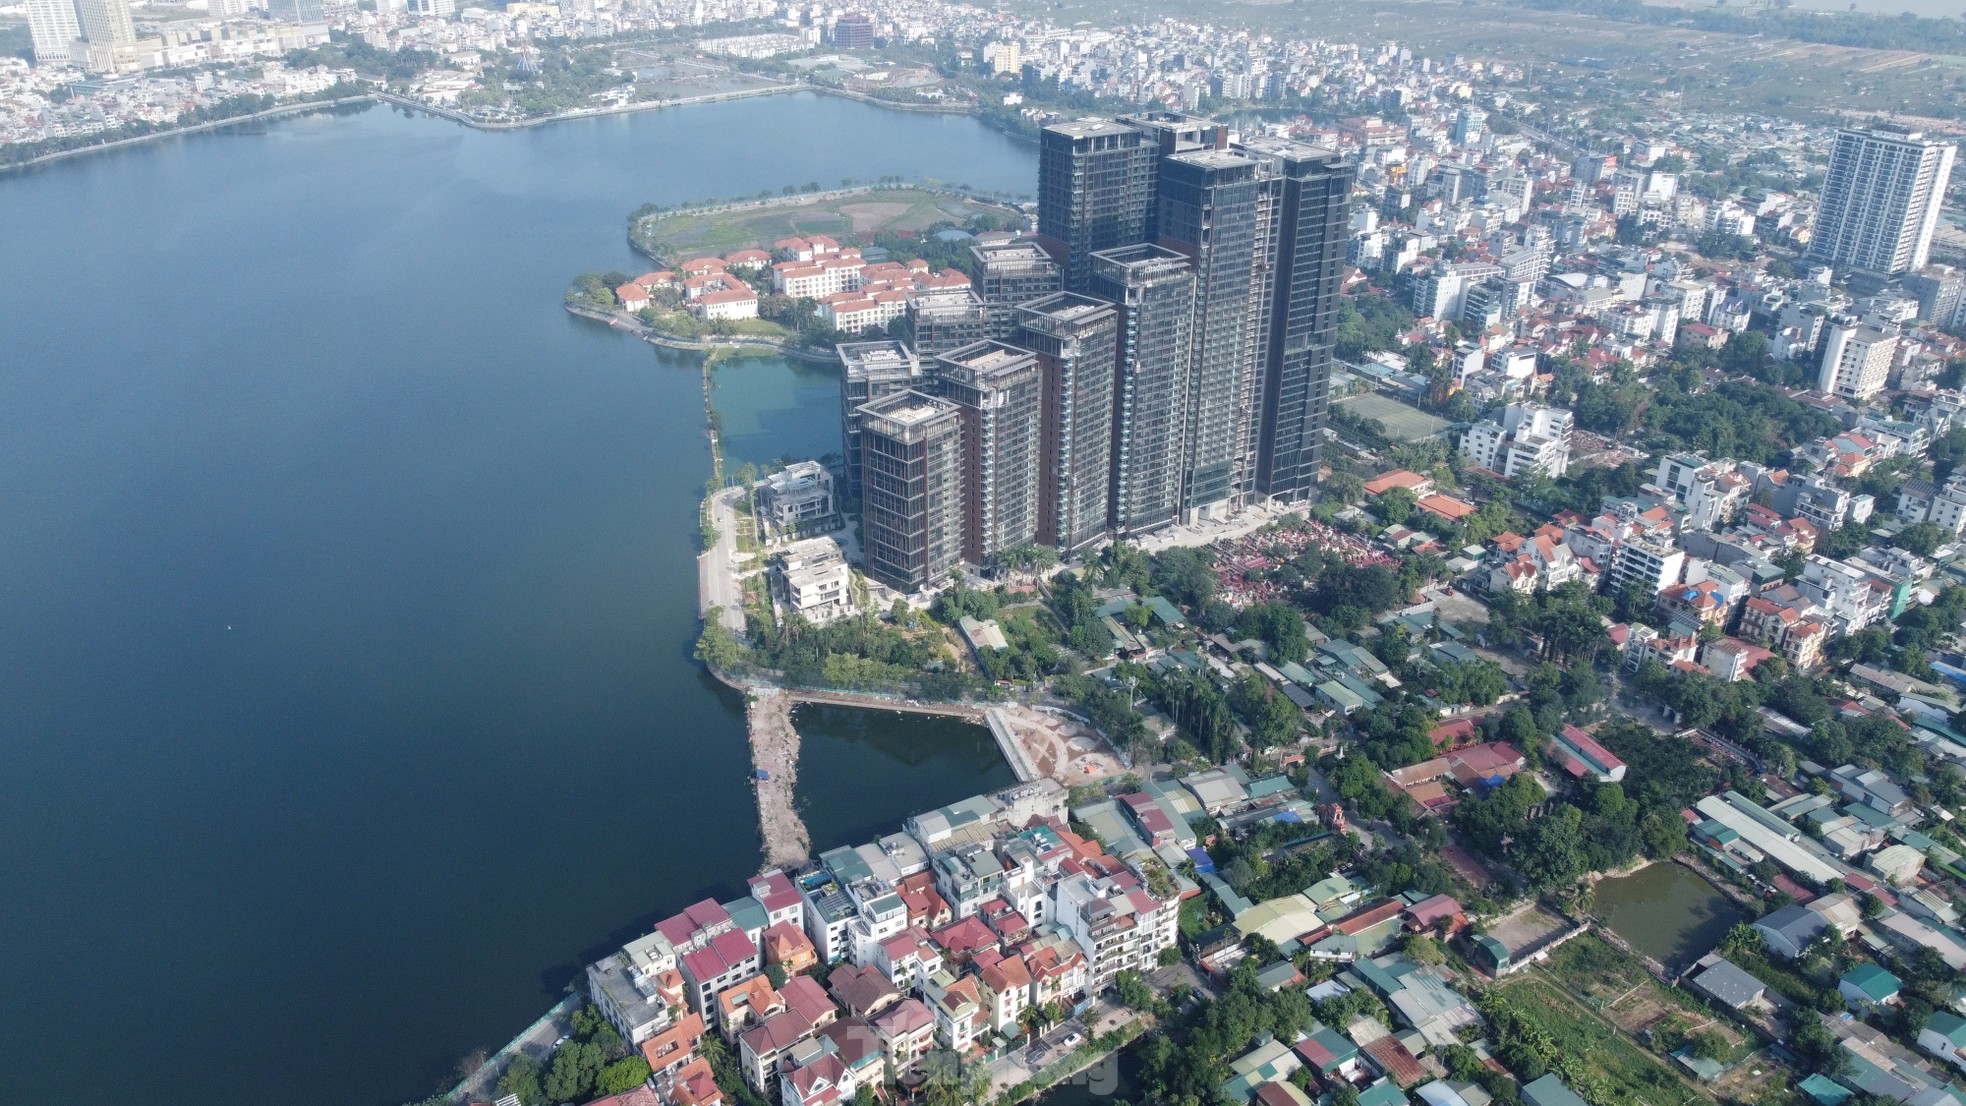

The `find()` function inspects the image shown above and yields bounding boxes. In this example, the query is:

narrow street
[698,486,749,636]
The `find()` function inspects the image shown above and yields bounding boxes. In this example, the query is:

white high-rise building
[26,0,81,65]
[1817,322,1898,402]
[1808,127,1957,276]
[29,0,135,69]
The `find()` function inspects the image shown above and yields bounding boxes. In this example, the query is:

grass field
[1335,392,1453,443]
[637,188,1020,261]
[1536,936,1800,1106]
[1496,974,1713,1106]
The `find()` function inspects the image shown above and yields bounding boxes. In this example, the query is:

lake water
[0,94,1030,1106]
[794,705,1021,849]
[1594,862,1749,974]
[710,350,847,470]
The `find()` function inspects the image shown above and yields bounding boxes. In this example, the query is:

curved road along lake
[0,95,1029,1106]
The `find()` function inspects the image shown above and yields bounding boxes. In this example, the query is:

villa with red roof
[615,282,650,312]
[1364,469,1433,498]
[657,899,762,1019]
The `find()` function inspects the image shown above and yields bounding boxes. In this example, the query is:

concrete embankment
[985,707,1040,783]
[564,303,837,364]
[447,991,582,1102]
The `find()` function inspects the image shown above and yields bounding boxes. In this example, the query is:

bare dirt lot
[996,706,1126,783]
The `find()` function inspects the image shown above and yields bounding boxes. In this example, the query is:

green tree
[1401,932,1446,965]
[1689,1029,1731,1063]
[1892,522,1947,558]
[595,1055,652,1095]
[496,1054,544,1106]
[695,616,748,671]
[1235,600,1311,665]
[1377,485,1417,525]
[544,1041,603,1103]
[1114,968,1156,1010]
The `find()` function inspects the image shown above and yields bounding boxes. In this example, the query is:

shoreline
[0,95,375,174]
[564,301,838,363]
[1,80,1026,178]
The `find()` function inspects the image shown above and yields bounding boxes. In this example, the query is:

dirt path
[746,688,811,870]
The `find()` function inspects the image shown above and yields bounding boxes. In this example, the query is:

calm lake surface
[794,705,1021,849]
[711,351,847,470]
[0,94,1028,1106]
[1595,862,1749,974]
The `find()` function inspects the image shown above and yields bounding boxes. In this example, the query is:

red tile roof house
[615,282,651,312]
[641,1011,707,1081]
[696,288,759,321]
[1403,894,1467,935]
[779,1051,853,1106]
[716,974,786,1043]
[723,249,773,271]
[929,916,1001,967]
[871,997,936,1080]
[827,962,902,1020]
[584,1083,663,1106]
[761,921,818,974]
[1364,469,1433,498]
[739,1009,815,1093]
[1549,723,1627,783]
[658,899,762,1019]
[779,974,839,1032]
[666,1055,724,1106]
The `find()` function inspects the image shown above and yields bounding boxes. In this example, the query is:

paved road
[698,487,748,635]
[1134,501,1296,554]
[449,993,582,1102]
[988,1015,1082,1095]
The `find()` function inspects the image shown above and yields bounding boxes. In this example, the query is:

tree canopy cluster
[494,1003,647,1106]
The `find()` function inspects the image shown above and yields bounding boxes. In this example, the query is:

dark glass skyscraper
[972,240,1062,339]
[1090,244,1195,537]
[836,340,922,497]
[1155,150,1260,516]
[848,114,1350,587]
[1015,293,1120,555]
[857,391,964,592]
[932,341,1045,565]
[1037,120,1155,292]
[1244,139,1355,500]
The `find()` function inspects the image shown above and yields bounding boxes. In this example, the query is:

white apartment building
[1653,453,1750,532]
[1460,403,1573,480]
[1817,322,1899,402]
[1899,474,1966,535]
[1050,873,1177,990]
[775,256,867,299]
[1799,555,1893,635]
[1808,126,1957,276]
[1610,535,1687,600]
[773,537,854,625]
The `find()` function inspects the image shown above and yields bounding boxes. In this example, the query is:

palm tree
[1721,922,1763,959]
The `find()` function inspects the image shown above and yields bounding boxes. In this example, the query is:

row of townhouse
[584,780,1181,1105]
[814,262,972,334]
